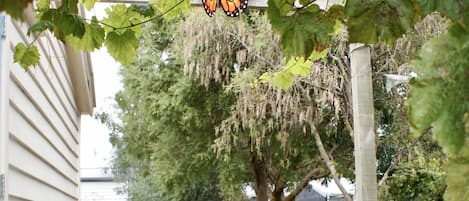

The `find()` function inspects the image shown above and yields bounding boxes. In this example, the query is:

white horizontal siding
[10,19,80,143]
[2,14,81,201]
[8,106,78,181]
[8,138,78,197]
[8,167,77,201]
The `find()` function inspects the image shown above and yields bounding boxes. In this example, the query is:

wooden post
[350,43,378,201]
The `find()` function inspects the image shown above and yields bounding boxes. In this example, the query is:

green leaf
[286,57,312,76]
[345,0,419,44]
[150,0,191,18]
[273,71,294,90]
[129,4,155,17]
[13,43,40,70]
[419,0,469,29]
[267,0,341,58]
[309,49,328,61]
[444,145,469,201]
[60,0,79,13]
[80,0,99,10]
[27,21,55,36]
[66,16,105,51]
[0,0,32,19]
[409,23,469,154]
[259,72,271,83]
[37,0,50,11]
[105,29,139,66]
[102,4,146,34]
[56,12,86,39]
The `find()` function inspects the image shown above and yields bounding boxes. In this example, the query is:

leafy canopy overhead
[11,0,186,69]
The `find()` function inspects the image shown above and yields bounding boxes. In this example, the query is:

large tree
[5,0,467,200]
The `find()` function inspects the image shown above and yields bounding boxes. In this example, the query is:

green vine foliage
[409,23,469,200]
[11,0,189,69]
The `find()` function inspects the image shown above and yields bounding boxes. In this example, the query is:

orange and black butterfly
[202,0,248,17]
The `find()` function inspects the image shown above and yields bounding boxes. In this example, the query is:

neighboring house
[0,4,95,201]
[80,168,127,201]
[249,186,348,201]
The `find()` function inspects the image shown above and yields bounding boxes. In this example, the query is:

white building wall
[0,6,94,201]
[81,181,127,201]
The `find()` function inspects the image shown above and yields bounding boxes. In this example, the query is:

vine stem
[95,0,186,30]
[28,30,46,47]
[378,127,432,186]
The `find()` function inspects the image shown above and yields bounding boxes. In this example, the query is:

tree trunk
[271,186,283,201]
[250,154,269,201]
[350,43,378,201]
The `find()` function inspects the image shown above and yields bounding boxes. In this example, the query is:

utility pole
[349,43,378,201]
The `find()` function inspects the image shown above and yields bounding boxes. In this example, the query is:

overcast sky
[80,3,121,172]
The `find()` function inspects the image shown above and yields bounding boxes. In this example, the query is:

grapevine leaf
[409,23,469,154]
[310,49,328,61]
[40,8,59,22]
[37,0,50,11]
[80,0,99,10]
[444,145,469,201]
[273,72,294,90]
[105,29,139,66]
[129,4,156,17]
[102,4,146,34]
[267,0,341,58]
[67,16,105,51]
[27,21,55,36]
[60,0,79,14]
[419,0,469,29]
[345,0,419,44]
[287,57,312,76]
[0,0,32,19]
[150,0,191,18]
[56,12,86,39]
[14,43,40,70]
[259,72,271,83]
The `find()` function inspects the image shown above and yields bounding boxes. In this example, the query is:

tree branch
[95,0,185,30]
[311,123,353,201]
[283,167,327,201]
[378,127,432,186]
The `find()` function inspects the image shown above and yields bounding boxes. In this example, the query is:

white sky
[80,3,121,171]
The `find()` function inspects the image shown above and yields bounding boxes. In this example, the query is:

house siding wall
[1,15,81,201]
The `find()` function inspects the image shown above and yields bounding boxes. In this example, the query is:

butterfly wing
[220,0,248,17]
[202,0,217,17]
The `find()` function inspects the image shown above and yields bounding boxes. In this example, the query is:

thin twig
[94,0,185,30]
[378,127,432,186]
[311,123,353,201]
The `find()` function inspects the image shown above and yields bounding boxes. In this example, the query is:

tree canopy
[2,0,467,200]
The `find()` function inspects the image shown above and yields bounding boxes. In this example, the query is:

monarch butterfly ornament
[202,0,248,17]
